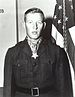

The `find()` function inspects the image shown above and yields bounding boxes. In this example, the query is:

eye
[37,21,43,24]
[27,20,33,24]
[28,21,32,23]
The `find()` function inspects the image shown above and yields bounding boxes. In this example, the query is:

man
[3,7,73,97]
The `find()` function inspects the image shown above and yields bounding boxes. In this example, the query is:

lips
[32,31,37,35]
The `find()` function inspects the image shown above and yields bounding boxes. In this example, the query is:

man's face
[25,13,45,40]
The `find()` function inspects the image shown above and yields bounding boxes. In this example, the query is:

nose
[33,23,38,30]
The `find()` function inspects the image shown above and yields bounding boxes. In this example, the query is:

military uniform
[3,39,73,97]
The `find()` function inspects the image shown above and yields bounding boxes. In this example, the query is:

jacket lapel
[37,39,47,56]
[38,39,55,65]
[22,39,32,57]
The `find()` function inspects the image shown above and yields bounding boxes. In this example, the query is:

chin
[31,36,39,39]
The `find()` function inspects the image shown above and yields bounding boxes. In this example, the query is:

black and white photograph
[0,0,75,97]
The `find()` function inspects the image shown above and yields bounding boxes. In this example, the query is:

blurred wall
[0,0,16,87]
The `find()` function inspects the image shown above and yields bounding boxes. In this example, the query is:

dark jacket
[3,39,73,97]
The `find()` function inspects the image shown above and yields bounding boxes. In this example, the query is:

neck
[26,36,42,44]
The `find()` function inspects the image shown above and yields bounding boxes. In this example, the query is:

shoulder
[47,39,60,51]
[47,40,69,65]
[47,39,66,56]
[6,40,25,58]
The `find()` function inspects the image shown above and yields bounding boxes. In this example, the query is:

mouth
[32,31,37,35]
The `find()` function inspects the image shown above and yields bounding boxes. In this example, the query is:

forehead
[25,13,43,21]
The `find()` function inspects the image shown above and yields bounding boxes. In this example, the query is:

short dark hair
[24,7,45,22]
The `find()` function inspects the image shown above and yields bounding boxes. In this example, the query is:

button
[33,82,39,86]
[17,64,20,67]
[33,63,36,66]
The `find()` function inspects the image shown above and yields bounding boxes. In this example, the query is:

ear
[43,22,46,29]
[23,22,26,29]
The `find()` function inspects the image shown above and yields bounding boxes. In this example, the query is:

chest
[12,46,56,84]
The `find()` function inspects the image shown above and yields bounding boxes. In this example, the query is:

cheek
[26,25,32,32]
[38,25,43,31]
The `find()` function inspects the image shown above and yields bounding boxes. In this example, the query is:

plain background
[0,0,16,87]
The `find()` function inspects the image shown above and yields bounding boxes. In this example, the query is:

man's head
[24,8,46,40]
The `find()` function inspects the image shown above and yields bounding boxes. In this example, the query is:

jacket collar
[22,38,47,57]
